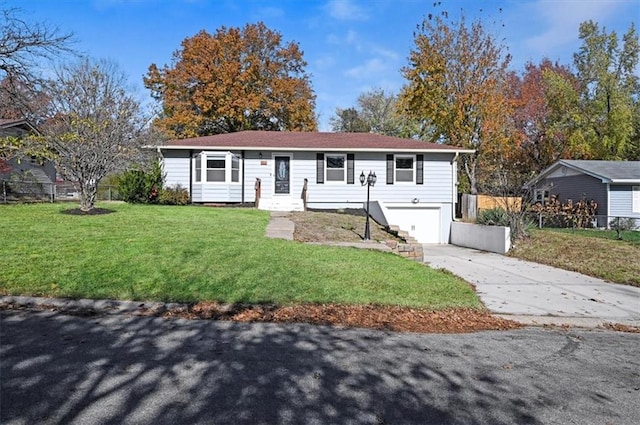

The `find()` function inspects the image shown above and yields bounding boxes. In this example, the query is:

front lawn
[0,203,480,309]
[509,228,640,286]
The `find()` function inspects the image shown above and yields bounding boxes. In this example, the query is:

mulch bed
[61,207,115,215]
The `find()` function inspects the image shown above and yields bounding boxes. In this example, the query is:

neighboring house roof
[527,160,640,186]
[160,131,475,154]
[0,118,41,137]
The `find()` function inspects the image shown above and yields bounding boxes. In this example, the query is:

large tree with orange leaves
[399,15,513,194]
[144,22,317,138]
[509,59,584,174]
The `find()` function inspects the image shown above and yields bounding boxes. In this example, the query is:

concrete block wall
[450,222,511,254]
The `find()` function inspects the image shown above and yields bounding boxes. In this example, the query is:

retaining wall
[450,222,511,254]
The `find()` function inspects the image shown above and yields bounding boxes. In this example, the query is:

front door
[274,155,290,195]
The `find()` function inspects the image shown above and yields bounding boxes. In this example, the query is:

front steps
[257,197,305,212]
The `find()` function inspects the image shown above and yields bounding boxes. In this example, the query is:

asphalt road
[1,310,639,425]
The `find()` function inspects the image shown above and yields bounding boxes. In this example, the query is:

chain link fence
[1,179,121,203]
[526,211,639,232]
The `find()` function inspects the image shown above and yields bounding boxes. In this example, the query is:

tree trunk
[463,156,478,195]
[79,180,97,212]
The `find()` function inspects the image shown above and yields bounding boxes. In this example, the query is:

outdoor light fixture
[258,152,263,159]
[360,171,377,240]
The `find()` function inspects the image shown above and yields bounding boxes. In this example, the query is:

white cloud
[325,0,369,21]
[344,58,388,78]
[523,0,629,55]
[326,29,362,48]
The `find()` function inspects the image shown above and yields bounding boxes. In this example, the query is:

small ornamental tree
[39,59,148,212]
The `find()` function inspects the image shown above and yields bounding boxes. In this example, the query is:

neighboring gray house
[525,160,640,227]
[157,131,474,243]
[0,119,56,199]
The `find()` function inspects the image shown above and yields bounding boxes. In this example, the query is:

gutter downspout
[451,152,459,221]
[188,149,193,203]
[241,150,245,204]
[606,182,610,229]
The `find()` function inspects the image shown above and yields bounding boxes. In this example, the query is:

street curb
[0,295,189,316]
[495,313,640,329]
[2,295,639,332]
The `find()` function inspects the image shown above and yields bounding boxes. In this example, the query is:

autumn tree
[144,22,316,138]
[39,59,148,212]
[573,21,639,159]
[400,14,512,194]
[510,59,583,174]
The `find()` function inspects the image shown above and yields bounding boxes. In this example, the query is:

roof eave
[156,145,475,154]
[610,179,640,184]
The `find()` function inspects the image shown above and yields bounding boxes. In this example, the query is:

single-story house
[525,159,640,228]
[157,131,474,243]
[0,118,56,199]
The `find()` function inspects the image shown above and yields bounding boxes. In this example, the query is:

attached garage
[383,204,442,244]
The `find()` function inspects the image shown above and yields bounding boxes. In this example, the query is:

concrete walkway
[423,244,640,327]
[265,211,295,240]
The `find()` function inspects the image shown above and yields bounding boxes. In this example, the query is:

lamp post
[359,170,377,240]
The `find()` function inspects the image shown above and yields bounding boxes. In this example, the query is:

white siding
[163,149,457,211]
[241,151,455,206]
[162,151,190,188]
[193,184,242,203]
[610,185,640,219]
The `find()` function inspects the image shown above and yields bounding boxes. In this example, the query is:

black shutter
[386,154,394,184]
[416,154,424,185]
[316,153,324,184]
[347,154,354,184]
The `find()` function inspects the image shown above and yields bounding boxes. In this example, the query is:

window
[231,156,240,183]
[326,154,346,182]
[633,186,640,213]
[193,152,241,184]
[194,155,201,182]
[206,156,226,182]
[395,156,414,183]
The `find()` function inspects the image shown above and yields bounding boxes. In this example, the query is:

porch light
[360,171,377,240]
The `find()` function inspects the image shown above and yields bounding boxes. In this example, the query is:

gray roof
[529,160,640,185]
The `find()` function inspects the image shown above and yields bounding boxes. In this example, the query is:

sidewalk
[264,211,295,240]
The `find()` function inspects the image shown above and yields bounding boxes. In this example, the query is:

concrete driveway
[423,244,640,327]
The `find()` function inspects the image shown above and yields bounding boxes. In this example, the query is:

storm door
[274,155,291,195]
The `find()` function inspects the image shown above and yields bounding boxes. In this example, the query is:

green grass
[0,203,480,309]
[544,227,640,245]
[509,228,640,286]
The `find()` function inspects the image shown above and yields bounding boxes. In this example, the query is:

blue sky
[7,0,640,130]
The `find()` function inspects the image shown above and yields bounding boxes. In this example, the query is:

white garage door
[385,206,441,244]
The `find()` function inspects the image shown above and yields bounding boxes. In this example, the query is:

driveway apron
[423,244,640,327]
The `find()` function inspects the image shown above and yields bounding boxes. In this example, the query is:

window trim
[633,186,640,213]
[193,153,201,183]
[394,154,416,184]
[193,151,242,185]
[325,153,347,184]
[205,154,226,183]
